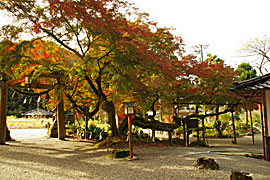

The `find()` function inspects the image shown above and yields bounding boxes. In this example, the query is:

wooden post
[231,111,237,144]
[0,83,8,145]
[152,129,155,142]
[263,90,270,161]
[197,127,200,141]
[266,137,270,161]
[85,116,88,140]
[260,103,266,160]
[56,78,65,140]
[128,115,133,159]
[183,120,187,146]
[196,105,200,141]
[186,128,190,146]
[202,117,206,142]
[168,130,173,145]
[249,110,255,145]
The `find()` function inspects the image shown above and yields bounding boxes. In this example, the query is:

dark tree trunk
[214,106,223,137]
[102,100,118,137]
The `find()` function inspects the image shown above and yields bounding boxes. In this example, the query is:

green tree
[236,62,257,125]
[236,62,257,81]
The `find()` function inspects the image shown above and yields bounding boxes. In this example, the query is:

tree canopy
[0,0,242,137]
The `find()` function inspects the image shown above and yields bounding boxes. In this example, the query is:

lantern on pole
[123,102,136,159]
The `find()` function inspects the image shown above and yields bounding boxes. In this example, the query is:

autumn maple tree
[0,0,245,141]
[0,0,184,137]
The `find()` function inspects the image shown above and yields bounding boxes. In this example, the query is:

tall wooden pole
[85,116,88,140]
[0,83,8,145]
[260,103,266,160]
[196,105,200,141]
[202,117,206,142]
[152,129,155,142]
[263,90,270,161]
[183,120,187,146]
[56,78,65,140]
[128,115,133,159]
[231,111,237,144]
[249,110,255,145]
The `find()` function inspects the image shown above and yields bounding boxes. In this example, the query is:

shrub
[88,124,108,141]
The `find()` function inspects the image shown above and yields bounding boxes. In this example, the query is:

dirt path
[0,131,269,180]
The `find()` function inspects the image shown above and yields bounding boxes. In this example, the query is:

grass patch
[7,117,53,129]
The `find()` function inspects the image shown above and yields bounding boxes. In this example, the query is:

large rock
[230,171,253,180]
[111,149,130,158]
[196,157,220,170]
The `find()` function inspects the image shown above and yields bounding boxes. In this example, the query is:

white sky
[1,0,270,68]
[129,0,270,68]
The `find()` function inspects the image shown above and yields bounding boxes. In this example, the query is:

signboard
[187,119,198,129]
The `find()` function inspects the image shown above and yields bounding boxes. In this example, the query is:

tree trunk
[214,106,223,137]
[0,83,8,145]
[118,106,235,139]
[102,100,118,137]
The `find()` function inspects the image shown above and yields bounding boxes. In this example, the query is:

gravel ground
[0,130,270,180]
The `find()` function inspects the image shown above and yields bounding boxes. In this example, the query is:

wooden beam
[12,83,55,90]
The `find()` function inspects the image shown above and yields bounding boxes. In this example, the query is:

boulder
[230,171,252,180]
[196,157,220,170]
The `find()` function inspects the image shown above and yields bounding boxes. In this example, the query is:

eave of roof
[231,73,270,94]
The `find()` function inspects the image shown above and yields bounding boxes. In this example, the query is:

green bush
[66,123,76,134]
[88,124,108,141]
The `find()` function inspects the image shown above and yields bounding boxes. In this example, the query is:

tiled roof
[231,73,270,97]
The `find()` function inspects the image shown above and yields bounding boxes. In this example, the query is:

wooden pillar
[152,129,155,142]
[168,130,173,146]
[128,115,133,158]
[202,118,206,142]
[186,128,190,146]
[231,111,237,144]
[260,103,266,160]
[196,105,200,141]
[56,78,65,140]
[0,83,8,145]
[183,120,187,146]
[263,90,270,161]
[249,110,255,145]
[197,127,200,141]
[85,116,88,140]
